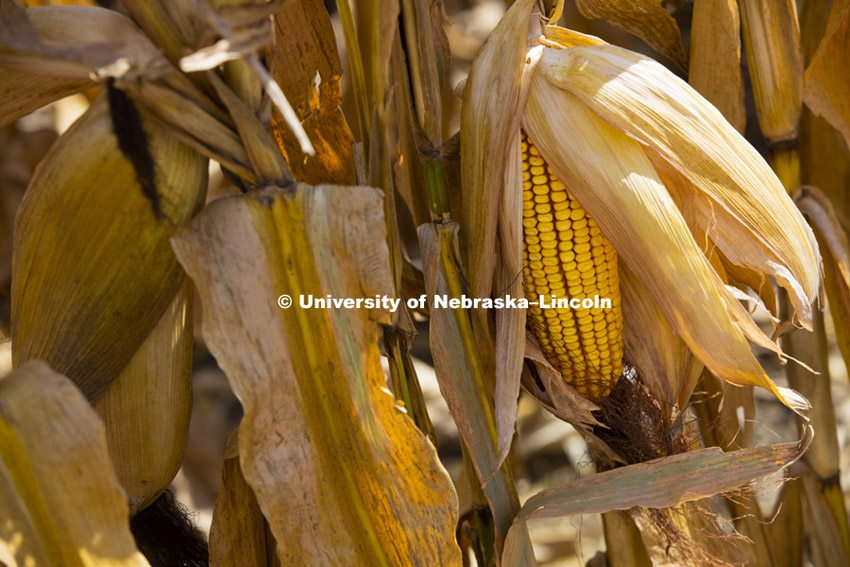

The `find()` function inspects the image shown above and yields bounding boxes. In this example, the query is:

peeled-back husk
[522,76,808,413]
[537,43,820,330]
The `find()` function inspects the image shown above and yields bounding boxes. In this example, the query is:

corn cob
[521,131,623,397]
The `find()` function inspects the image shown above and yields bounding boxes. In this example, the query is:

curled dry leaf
[172,185,461,567]
[796,186,850,384]
[418,222,534,555]
[575,0,688,70]
[0,361,149,567]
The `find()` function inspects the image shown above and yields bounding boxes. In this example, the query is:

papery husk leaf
[796,186,850,382]
[523,79,809,414]
[130,80,255,182]
[804,0,850,149]
[574,0,687,70]
[521,333,622,464]
[172,185,461,567]
[460,0,534,302]
[92,279,193,516]
[269,0,356,185]
[0,361,149,567]
[12,93,207,401]
[620,262,698,413]
[538,44,821,330]
[688,0,745,132]
[0,4,166,125]
[738,0,803,144]
[209,432,278,567]
[418,222,524,549]
[494,132,525,465]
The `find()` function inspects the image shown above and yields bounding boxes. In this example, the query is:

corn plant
[0,0,848,566]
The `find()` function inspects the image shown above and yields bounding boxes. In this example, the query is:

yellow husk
[93,279,193,516]
[537,42,820,330]
[12,93,207,401]
[522,76,809,413]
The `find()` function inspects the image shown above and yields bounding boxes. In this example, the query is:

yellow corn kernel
[521,131,624,398]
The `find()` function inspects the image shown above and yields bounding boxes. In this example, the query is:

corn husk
[92,279,193,516]
[0,4,166,125]
[523,76,808,412]
[11,93,207,401]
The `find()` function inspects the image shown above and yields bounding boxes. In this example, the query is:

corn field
[1,0,849,565]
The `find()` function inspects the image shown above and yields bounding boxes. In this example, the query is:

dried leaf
[0,361,149,567]
[12,94,207,401]
[0,4,166,125]
[269,0,356,185]
[689,0,745,132]
[494,132,525,465]
[522,431,809,520]
[575,0,688,70]
[206,71,289,184]
[804,0,850,148]
[172,185,461,567]
[503,430,810,566]
[417,222,521,547]
[795,186,850,387]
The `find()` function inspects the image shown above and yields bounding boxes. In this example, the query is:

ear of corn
[521,132,623,398]
[11,92,207,401]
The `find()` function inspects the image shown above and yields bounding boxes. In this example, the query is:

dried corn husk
[93,279,194,515]
[12,93,207,401]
